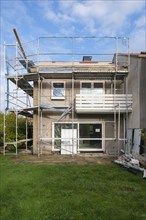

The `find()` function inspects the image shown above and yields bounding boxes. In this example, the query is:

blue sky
[0,0,146,111]
[1,0,146,51]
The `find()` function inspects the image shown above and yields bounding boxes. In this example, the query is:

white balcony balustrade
[76,94,133,113]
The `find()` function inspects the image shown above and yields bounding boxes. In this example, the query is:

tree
[0,112,32,149]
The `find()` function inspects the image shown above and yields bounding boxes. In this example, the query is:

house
[3,34,146,156]
[31,55,132,156]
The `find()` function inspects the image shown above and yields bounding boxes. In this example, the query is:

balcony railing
[76,94,133,113]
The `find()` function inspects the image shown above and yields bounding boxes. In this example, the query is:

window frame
[80,81,105,94]
[52,121,105,152]
[51,81,65,100]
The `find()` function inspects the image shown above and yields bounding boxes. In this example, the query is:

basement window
[52,82,65,100]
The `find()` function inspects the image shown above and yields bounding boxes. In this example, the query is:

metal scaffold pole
[3,44,6,155]
[37,37,41,157]
[125,38,130,150]
[37,76,41,157]
[39,78,42,155]
[25,94,29,151]
[114,37,118,151]
[15,43,18,155]
[72,37,75,156]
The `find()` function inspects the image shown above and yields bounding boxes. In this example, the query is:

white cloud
[46,0,146,51]
[70,0,145,34]
[38,0,145,39]
[1,0,146,54]
[46,11,74,23]
[38,1,74,24]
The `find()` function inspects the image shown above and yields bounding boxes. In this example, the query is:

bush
[0,112,32,150]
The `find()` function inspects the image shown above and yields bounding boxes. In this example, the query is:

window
[52,122,104,152]
[52,82,65,99]
[79,123,102,149]
[93,82,104,94]
[80,82,104,94]
[94,83,103,88]
[82,83,91,89]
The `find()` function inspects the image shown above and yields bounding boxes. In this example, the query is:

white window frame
[52,121,105,152]
[80,81,105,94]
[78,122,105,152]
[51,81,65,100]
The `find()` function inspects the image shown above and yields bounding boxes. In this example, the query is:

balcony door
[80,82,104,94]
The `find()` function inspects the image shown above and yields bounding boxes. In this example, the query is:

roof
[9,70,128,81]
[31,61,128,75]
[116,52,146,58]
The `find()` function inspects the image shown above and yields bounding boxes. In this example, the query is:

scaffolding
[2,30,132,156]
[3,43,33,155]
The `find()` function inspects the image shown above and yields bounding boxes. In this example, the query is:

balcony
[76,94,133,114]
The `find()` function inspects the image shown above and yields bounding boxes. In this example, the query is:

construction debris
[114,155,146,178]
[115,128,146,178]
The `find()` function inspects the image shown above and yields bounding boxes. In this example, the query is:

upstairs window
[52,82,65,99]
[82,83,91,89]
[94,82,104,94]
[81,82,104,94]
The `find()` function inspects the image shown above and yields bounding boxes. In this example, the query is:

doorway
[61,129,77,155]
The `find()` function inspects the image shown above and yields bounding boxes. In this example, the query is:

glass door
[79,123,103,151]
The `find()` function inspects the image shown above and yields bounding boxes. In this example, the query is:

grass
[0,155,146,220]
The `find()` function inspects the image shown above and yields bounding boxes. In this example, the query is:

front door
[61,129,77,154]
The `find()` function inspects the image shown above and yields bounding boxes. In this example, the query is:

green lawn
[0,155,146,220]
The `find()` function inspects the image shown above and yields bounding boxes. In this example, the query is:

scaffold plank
[8,77,33,97]
[5,139,33,145]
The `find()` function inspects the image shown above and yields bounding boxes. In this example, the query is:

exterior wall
[127,56,140,128]
[139,58,146,129]
[33,79,125,154]
[33,112,124,155]
[116,54,146,130]
[126,56,146,130]
[41,79,73,107]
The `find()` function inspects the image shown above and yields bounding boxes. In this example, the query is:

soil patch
[9,153,117,164]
